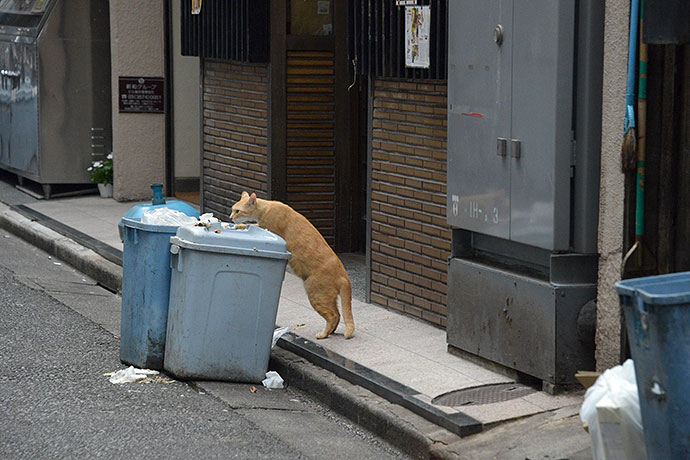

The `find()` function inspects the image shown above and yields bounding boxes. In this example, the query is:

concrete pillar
[109,0,166,201]
[596,0,630,371]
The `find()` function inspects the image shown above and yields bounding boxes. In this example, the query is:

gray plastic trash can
[163,223,290,382]
[616,272,690,460]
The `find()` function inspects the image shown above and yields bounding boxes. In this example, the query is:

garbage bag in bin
[616,272,690,460]
[163,223,291,382]
[119,185,199,370]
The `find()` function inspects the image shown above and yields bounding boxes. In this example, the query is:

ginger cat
[230,192,354,339]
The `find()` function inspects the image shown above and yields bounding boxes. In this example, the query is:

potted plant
[88,153,113,198]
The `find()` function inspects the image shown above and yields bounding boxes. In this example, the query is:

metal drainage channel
[432,383,536,407]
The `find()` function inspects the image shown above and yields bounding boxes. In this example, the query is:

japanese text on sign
[118,77,165,113]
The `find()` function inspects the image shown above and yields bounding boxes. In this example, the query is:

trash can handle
[126,226,139,245]
[636,296,649,332]
[170,244,182,272]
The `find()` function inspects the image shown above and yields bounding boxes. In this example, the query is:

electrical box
[447,0,575,251]
[446,0,603,386]
[0,0,111,196]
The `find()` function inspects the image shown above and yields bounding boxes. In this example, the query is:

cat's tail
[340,279,354,339]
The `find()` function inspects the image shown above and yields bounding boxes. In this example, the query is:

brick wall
[201,59,269,216]
[370,79,451,327]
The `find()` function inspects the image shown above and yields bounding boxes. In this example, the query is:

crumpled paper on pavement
[261,371,284,389]
[106,366,160,384]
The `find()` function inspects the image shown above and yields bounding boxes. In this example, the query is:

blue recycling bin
[119,184,199,370]
[616,272,690,460]
[164,222,290,382]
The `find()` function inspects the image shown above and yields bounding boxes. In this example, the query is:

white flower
[87,167,92,171]
[92,161,103,168]
[107,153,113,160]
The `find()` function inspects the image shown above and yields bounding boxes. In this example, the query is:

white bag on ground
[262,371,284,389]
[108,366,159,384]
[580,359,646,460]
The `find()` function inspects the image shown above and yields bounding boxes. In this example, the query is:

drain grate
[432,383,536,407]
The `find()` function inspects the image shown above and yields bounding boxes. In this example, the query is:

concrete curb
[0,203,463,460]
[0,206,121,293]
[269,347,462,460]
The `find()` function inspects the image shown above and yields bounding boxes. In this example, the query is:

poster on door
[405,6,430,68]
[191,0,202,15]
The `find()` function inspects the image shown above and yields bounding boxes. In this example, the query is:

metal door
[509,0,574,250]
[447,0,512,239]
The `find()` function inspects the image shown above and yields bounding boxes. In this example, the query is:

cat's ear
[248,193,257,205]
[241,191,249,199]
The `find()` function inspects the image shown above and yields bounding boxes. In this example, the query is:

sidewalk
[0,178,592,459]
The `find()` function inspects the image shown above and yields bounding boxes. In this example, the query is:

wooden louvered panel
[286,50,336,245]
[287,184,333,193]
[287,113,333,121]
[287,77,335,85]
[287,159,334,166]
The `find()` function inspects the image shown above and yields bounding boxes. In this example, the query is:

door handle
[494,24,504,46]
[511,139,521,159]
[497,138,507,157]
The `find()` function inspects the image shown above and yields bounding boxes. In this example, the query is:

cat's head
[229,191,259,224]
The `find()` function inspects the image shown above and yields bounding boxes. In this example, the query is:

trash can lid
[616,271,690,305]
[171,223,291,260]
[120,216,190,234]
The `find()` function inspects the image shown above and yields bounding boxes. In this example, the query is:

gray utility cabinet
[0,0,111,197]
[446,0,603,386]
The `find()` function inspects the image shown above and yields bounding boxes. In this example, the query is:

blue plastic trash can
[163,223,290,382]
[119,185,199,370]
[616,272,690,460]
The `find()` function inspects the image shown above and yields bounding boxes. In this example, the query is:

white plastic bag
[107,366,159,384]
[141,208,198,226]
[261,371,284,389]
[272,326,290,348]
[580,359,646,460]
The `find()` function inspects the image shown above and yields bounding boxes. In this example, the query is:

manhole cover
[432,383,536,407]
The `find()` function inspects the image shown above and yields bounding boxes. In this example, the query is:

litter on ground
[262,371,284,389]
[272,326,290,348]
[105,366,160,384]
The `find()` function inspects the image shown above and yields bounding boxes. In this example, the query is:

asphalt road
[0,231,408,460]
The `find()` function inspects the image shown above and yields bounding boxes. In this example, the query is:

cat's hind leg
[315,303,340,339]
[305,280,340,339]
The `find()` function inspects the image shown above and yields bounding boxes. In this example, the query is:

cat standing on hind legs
[230,191,354,339]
